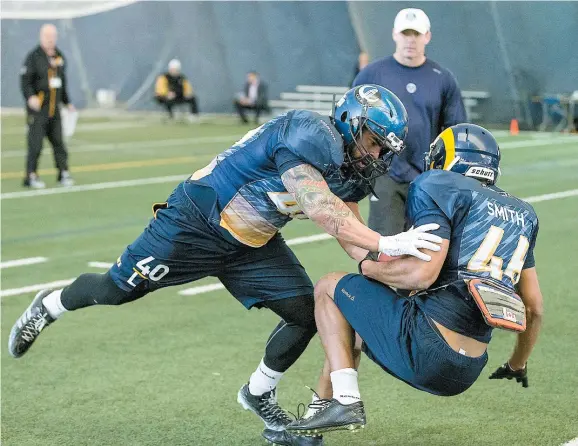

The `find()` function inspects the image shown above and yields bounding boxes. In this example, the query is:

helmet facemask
[342,106,405,184]
[424,137,444,172]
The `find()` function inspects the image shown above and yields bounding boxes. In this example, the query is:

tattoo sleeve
[281,164,354,236]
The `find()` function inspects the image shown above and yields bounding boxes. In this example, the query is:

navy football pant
[334,274,488,396]
[59,181,317,372]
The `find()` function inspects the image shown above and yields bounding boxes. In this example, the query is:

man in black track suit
[21,23,75,189]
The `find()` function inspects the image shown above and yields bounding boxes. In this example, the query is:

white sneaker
[8,289,55,358]
[59,171,75,187]
[27,174,46,189]
[187,114,200,124]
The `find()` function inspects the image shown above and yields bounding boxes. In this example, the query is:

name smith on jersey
[487,201,525,228]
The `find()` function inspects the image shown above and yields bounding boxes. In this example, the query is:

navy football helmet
[425,123,501,185]
[332,85,408,184]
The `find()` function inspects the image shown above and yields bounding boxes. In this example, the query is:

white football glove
[378,223,443,261]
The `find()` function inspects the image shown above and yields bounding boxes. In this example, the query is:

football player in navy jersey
[9,85,445,444]
[287,124,543,436]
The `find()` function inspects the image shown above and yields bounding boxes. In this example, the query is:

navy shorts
[334,274,488,396]
[109,181,313,308]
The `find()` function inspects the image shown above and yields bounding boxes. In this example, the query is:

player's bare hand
[67,103,76,112]
[489,362,528,388]
[378,224,442,261]
[27,95,41,111]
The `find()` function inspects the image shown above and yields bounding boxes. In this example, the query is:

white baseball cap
[393,8,431,34]
[168,59,181,71]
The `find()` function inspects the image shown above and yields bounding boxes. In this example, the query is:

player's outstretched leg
[8,290,55,358]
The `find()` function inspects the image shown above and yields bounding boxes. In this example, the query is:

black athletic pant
[156,95,199,118]
[234,100,266,124]
[26,109,69,177]
[367,174,410,236]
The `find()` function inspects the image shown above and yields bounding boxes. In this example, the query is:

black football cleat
[8,290,55,358]
[286,399,366,435]
[262,428,324,445]
[237,383,292,431]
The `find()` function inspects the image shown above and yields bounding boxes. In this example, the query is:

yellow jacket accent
[183,80,193,97]
[155,75,169,97]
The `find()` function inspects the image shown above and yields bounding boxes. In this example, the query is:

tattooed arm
[281,164,381,252]
[337,202,371,261]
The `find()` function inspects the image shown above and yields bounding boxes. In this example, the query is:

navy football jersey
[407,170,539,341]
[191,110,371,247]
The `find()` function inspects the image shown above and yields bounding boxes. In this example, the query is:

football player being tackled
[287,124,543,436]
[9,85,444,445]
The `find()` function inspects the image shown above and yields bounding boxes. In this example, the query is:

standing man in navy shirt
[353,8,466,236]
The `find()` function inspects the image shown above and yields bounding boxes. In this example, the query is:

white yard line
[0,257,48,269]
[524,189,578,203]
[88,261,113,269]
[0,120,148,137]
[561,437,578,446]
[286,233,332,246]
[0,279,75,298]
[500,136,578,150]
[1,174,189,200]
[2,187,577,299]
[490,130,574,139]
[1,135,240,157]
[179,283,226,296]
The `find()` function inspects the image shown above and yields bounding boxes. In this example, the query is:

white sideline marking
[286,233,332,246]
[0,257,48,269]
[179,283,226,296]
[1,187,577,299]
[500,136,578,150]
[0,279,75,298]
[491,130,575,139]
[1,135,240,158]
[525,189,578,203]
[0,174,189,200]
[0,121,148,137]
[561,437,578,446]
[88,262,112,269]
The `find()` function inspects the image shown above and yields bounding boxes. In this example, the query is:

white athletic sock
[330,368,361,405]
[248,359,284,396]
[42,289,68,319]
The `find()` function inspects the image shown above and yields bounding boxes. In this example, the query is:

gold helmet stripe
[440,128,456,170]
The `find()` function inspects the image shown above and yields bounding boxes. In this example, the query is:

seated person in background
[155,59,199,122]
[234,71,268,124]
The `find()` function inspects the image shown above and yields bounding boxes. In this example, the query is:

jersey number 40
[467,225,529,285]
[127,256,170,287]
